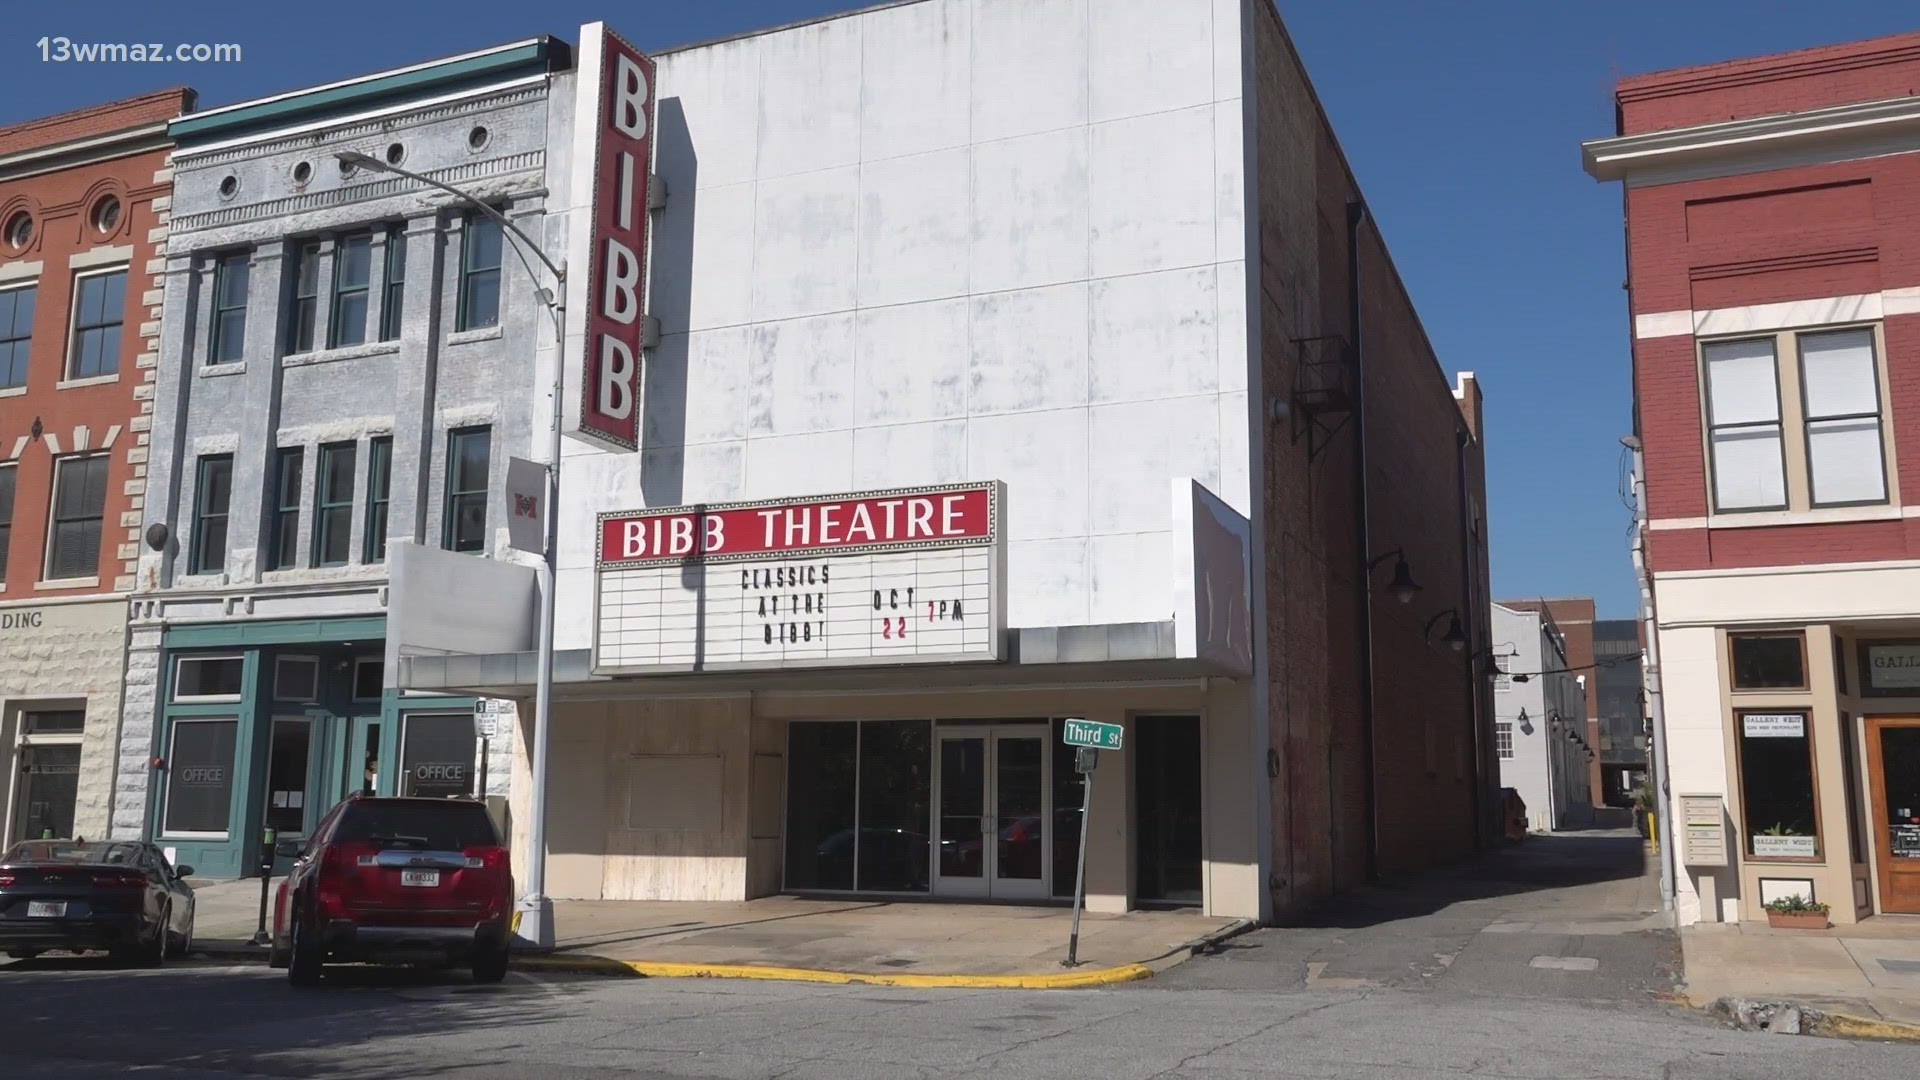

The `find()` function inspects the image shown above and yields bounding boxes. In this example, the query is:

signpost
[1061,719,1122,967]
[474,699,513,799]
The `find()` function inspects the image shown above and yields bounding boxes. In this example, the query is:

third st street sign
[1061,718,1123,751]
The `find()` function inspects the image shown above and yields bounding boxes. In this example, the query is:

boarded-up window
[624,754,723,831]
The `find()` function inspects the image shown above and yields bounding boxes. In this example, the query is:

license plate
[27,901,66,918]
[400,870,440,888]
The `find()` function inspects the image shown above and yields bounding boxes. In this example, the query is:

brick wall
[1617,32,1920,136]
[0,89,189,600]
[1252,1,1493,908]
[1619,36,1920,575]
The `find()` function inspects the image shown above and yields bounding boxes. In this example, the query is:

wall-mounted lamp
[1366,548,1422,604]
[1423,608,1468,652]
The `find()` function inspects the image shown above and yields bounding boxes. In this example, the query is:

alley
[1161,829,1679,1004]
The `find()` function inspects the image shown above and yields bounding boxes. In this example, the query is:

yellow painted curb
[1813,1012,1920,1043]
[514,953,1154,990]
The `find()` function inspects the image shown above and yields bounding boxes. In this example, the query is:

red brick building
[1586,33,1920,925]
[0,89,190,844]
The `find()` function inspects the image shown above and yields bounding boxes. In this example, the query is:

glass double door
[934,726,1049,899]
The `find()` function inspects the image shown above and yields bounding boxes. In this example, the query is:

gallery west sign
[592,482,1007,675]
[562,21,656,453]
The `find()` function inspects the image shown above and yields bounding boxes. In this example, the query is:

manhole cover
[874,958,918,968]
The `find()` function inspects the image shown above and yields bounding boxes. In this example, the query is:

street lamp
[1365,548,1423,604]
[1422,608,1469,652]
[335,149,564,949]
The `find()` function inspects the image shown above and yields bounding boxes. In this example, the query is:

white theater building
[390,1,1450,923]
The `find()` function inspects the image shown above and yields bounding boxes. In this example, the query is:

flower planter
[1766,911,1830,930]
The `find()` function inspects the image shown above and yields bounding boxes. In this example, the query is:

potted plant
[1763,895,1831,930]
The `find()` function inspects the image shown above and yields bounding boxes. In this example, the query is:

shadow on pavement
[1283,830,1652,930]
[0,955,575,1078]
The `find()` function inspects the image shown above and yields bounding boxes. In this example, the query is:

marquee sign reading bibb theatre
[591,482,1007,675]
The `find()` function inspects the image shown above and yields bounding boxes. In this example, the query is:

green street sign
[1061,718,1123,751]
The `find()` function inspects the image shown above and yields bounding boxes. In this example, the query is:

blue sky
[4,1,1915,617]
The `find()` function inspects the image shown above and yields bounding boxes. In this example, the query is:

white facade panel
[970,128,1091,295]
[554,0,1248,637]
[857,148,972,308]
[1090,0,1218,122]
[754,17,863,179]
[969,0,1090,143]
[858,0,972,160]
[1090,105,1219,278]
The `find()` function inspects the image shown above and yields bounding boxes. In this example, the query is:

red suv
[268,795,513,986]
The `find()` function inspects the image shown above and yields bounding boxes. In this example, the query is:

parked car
[0,840,196,964]
[269,794,513,986]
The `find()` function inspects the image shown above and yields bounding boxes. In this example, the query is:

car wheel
[144,903,169,966]
[287,916,324,988]
[167,912,194,959]
[472,942,509,984]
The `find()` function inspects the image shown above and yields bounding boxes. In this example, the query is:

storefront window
[400,713,477,799]
[15,745,80,841]
[855,720,930,893]
[1730,633,1806,690]
[784,722,857,890]
[163,719,238,837]
[1737,711,1819,859]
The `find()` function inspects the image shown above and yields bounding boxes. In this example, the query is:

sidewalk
[1682,917,1920,1029]
[186,877,1245,987]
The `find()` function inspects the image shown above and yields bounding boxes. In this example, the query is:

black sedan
[0,840,196,964]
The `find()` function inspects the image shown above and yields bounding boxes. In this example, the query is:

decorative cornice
[173,85,546,170]
[0,122,171,184]
[170,150,544,234]
[1582,92,1920,182]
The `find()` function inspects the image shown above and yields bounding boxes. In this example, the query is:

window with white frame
[44,453,108,580]
[66,268,125,380]
[1799,328,1888,507]
[1495,722,1514,760]
[1701,325,1892,513]
[171,654,244,702]
[0,283,34,389]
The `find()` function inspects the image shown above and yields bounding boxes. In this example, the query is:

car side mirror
[273,838,303,859]
[174,865,195,878]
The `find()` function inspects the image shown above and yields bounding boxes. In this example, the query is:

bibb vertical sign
[563,22,656,453]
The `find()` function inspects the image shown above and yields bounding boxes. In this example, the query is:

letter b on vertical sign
[563,23,655,453]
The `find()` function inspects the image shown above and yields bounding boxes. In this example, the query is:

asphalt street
[3,956,1920,1079]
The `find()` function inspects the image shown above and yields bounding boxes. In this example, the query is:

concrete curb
[513,954,1155,989]
[186,919,1260,990]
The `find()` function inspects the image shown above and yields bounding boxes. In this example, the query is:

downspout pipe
[1630,443,1678,913]
[1456,426,1485,849]
[1349,198,1380,883]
